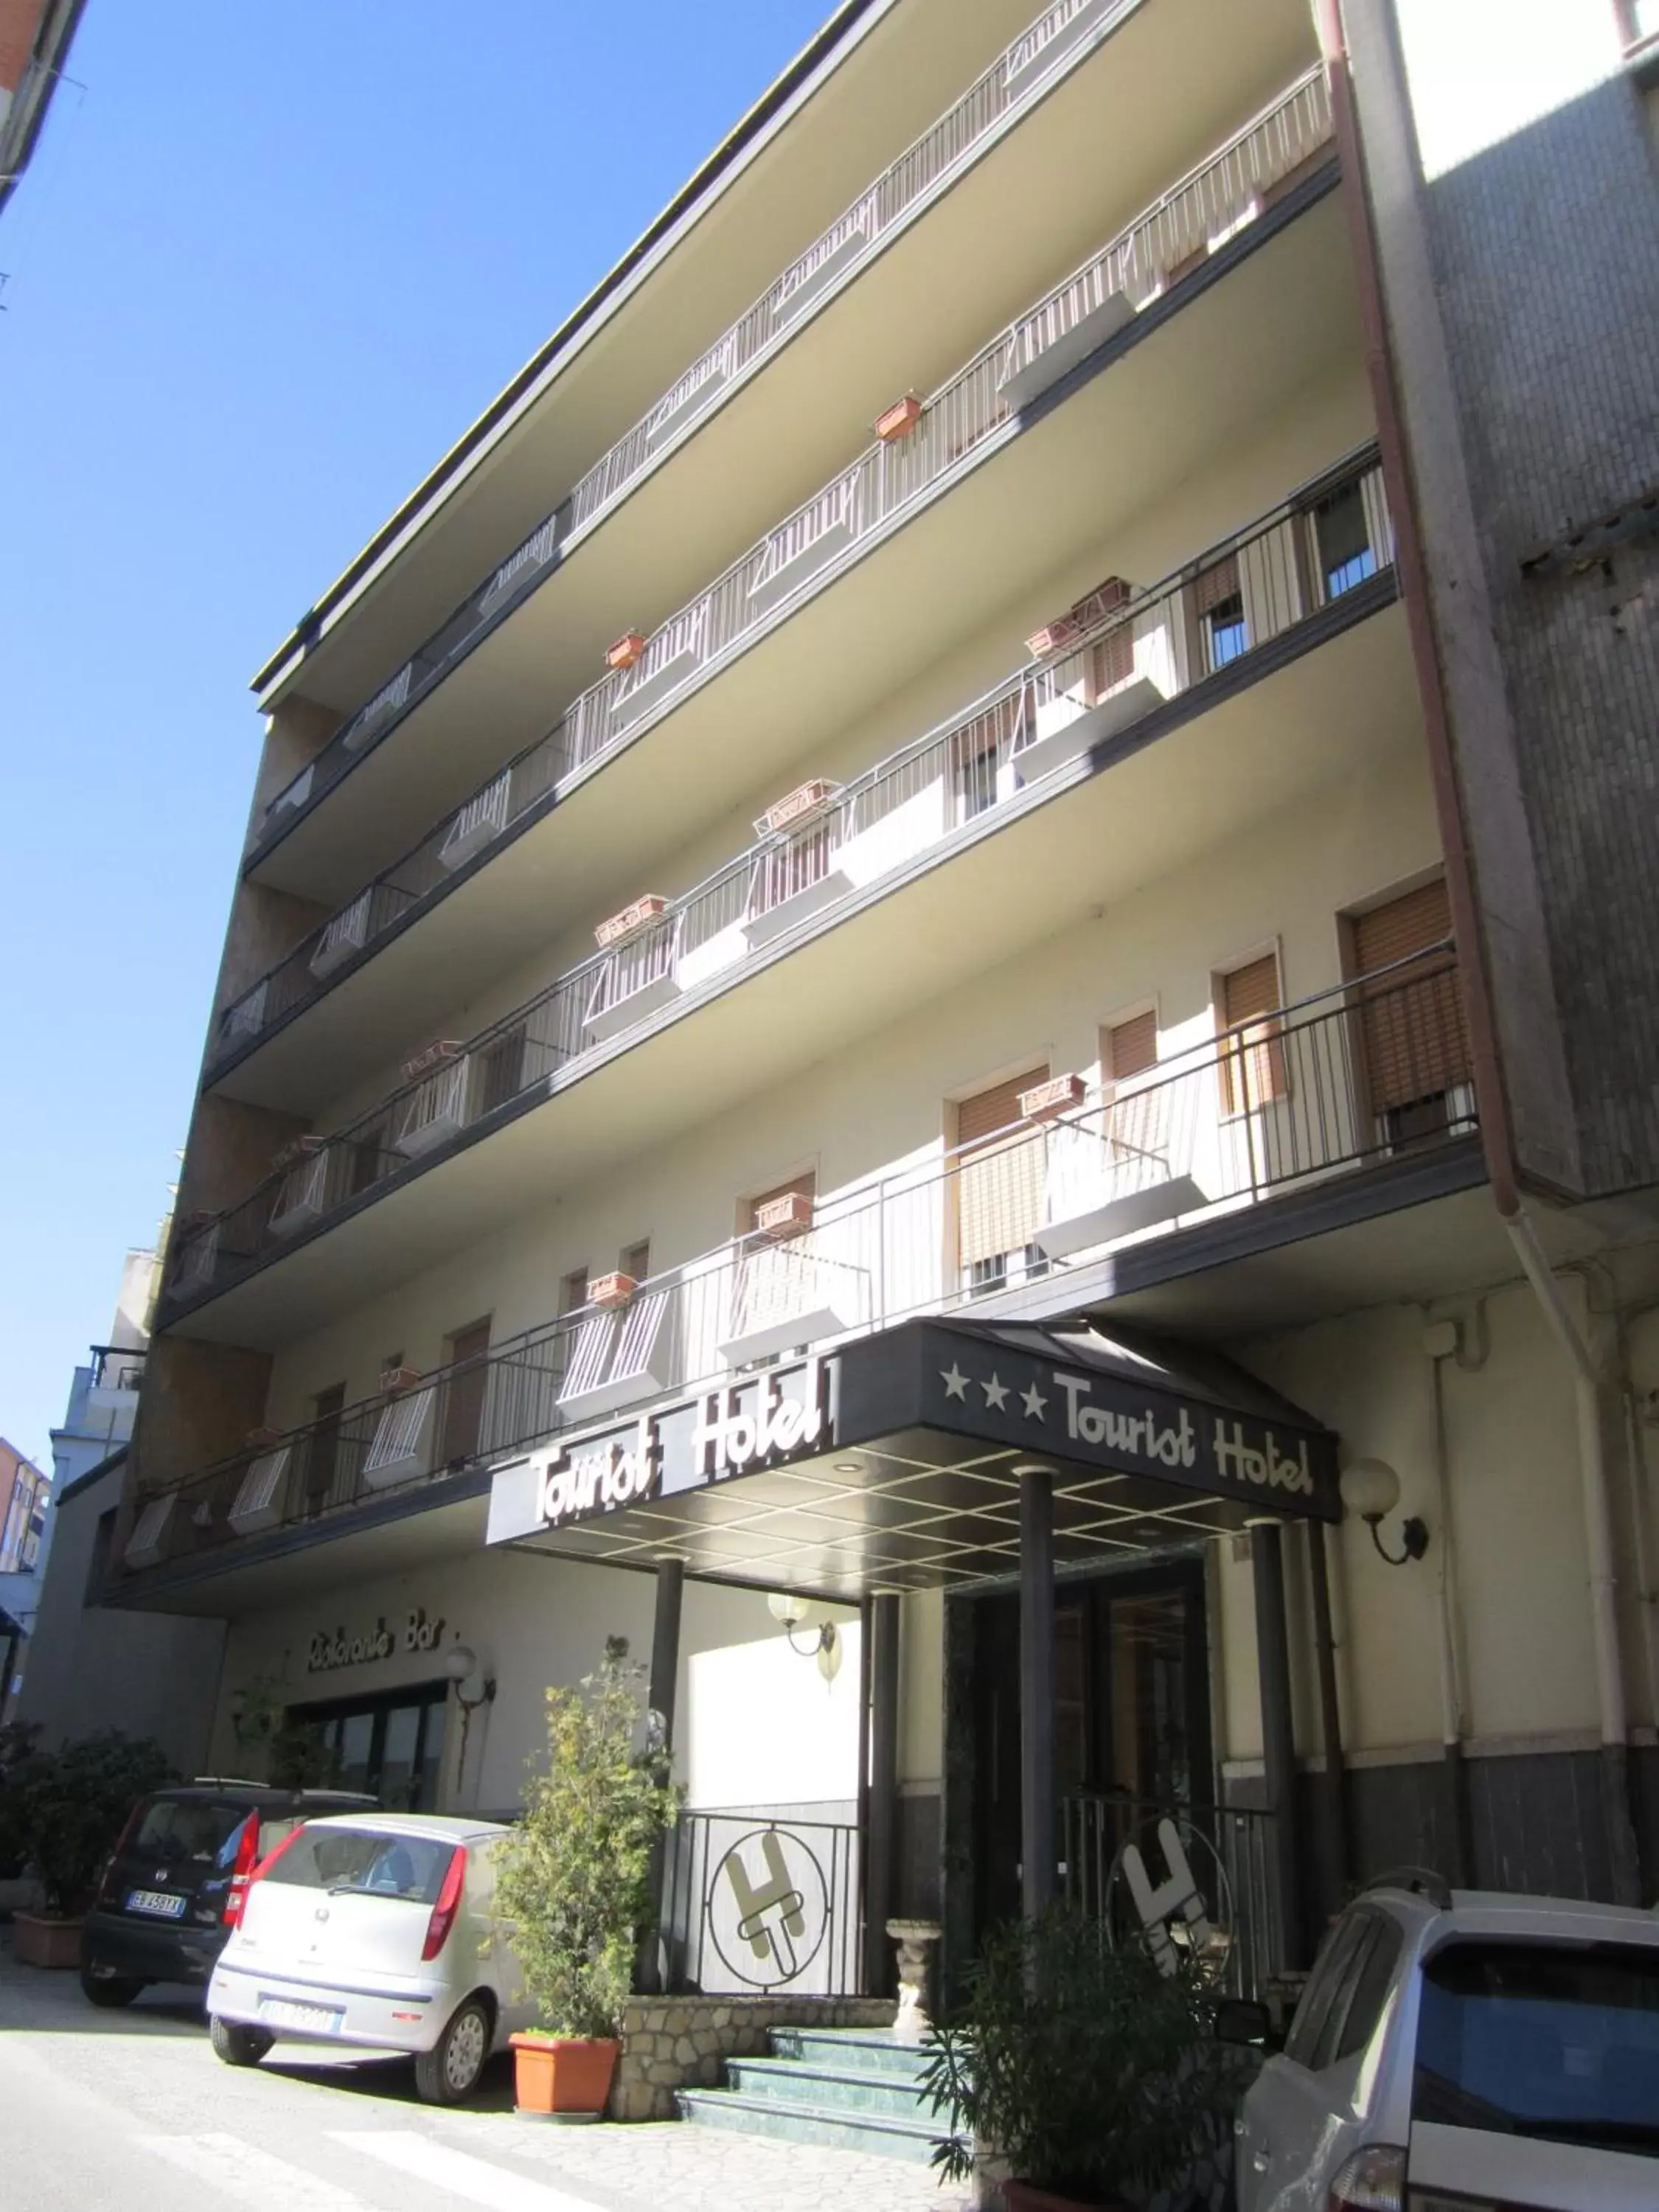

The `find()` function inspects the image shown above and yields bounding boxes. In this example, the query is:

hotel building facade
[97,0,1659,2028]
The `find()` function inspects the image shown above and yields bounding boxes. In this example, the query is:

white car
[206,1812,529,2104]
[1237,1872,1659,2211]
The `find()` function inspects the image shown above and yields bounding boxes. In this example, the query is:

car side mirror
[1214,1997,1273,2048]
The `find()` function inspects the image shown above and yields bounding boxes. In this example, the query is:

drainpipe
[1500,1211,1640,1903]
[1421,1308,1472,1885]
[1615,1307,1659,1727]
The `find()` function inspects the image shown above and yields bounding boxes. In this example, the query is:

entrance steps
[676,2026,942,2161]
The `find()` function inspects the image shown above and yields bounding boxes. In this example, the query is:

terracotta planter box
[379,1366,422,1396]
[759,779,838,836]
[12,1913,85,1970]
[401,1039,462,1081]
[271,1134,325,1171]
[244,1427,284,1451]
[606,632,647,672]
[1004,2183,1127,2212]
[875,392,923,442]
[509,2033,619,2119]
[1026,576,1131,658]
[588,1271,638,1311]
[754,1190,813,1240]
[1019,1074,1087,1122]
[594,895,667,950]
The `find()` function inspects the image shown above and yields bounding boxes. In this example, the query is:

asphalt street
[0,1935,966,2212]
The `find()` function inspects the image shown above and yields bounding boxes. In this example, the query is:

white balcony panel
[1000,286,1135,411]
[747,512,857,621]
[557,1292,674,1421]
[1006,0,1119,91]
[583,970,684,1046]
[439,773,511,872]
[1015,675,1165,785]
[838,779,950,890]
[362,1388,435,1491]
[675,921,749,996]
[771,221,869,332]
[268,764,314,814]
[123,1493,176,1571]
[647,349,733,448]
[742,866,853,951]
[394,1059,472,1159]
[1037,1173,1209,1258]
[609,628,706,734]
[229,1448,291,1536]
[268,1155,328,1239]
[224,981,268,1041]
[310,894,372,979]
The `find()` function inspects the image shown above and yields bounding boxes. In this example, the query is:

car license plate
[125,1889,187,1919]
[257,1995,344,2034]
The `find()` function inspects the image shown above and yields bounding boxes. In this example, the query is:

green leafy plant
[493,1636,679,2040]
[0,1721,43,1878]
[920,1906,1247,2207]
[7,1730,175,1915]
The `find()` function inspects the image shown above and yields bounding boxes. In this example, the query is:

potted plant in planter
[7,1730,173,1967]
[494,1635,678,2119]
[921,1906,1248,2212]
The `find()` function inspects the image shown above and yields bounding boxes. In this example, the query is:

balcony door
[289,1682,448,1812]
[956,1068,1048,1295]
[438,1319,491,1468]
[1350,879,1470,1149]
[970,1558,1211,1937]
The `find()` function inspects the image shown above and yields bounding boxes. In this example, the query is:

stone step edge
[677,2087,942,2143]
[771,2028,940,2061]
[728,2057,939,2101]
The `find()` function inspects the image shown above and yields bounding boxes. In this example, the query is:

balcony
[245,15,1325,901]
[212,69,1337,1091]
[130,949,1476,1584]
[166,444,1398,1321]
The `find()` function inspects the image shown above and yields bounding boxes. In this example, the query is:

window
[479,1024,527,1114]
[560,1269,589,1315]
[1217,953,1287,1113]
[1413,1938,1659,2153]
[1312,480,1377,600]
[620,1239,652,1283]
[303,1383,347,1514]
[950,695,1016,823]
[956,1068,1048,1290]
[1284,1910,1372,2069]
[262,1823,457,1901]
[1351,878,1470,1142]
[347,1120,390,1198]
[288,1685,448,1811]
[438,1320,491,1467]
[1196,556,1248,672]
[1104,1009,1158,1085]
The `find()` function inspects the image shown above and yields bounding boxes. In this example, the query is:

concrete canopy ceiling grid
[495,1425,1256,1597]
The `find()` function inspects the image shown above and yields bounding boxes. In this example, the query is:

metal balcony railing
[89,1345,147,1393]
[177,442,1391,1303]
[139,951,1472,1573]
[241,59,1333,882]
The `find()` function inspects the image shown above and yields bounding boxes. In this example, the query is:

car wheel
[209,2014,274,2067]
[80,1964,144,2008]
[414,1996,492,2105]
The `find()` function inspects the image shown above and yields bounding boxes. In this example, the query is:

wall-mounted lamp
[1340,1458,1428,1566]
[446,1643,497,1804]
[768,1590,841,1681]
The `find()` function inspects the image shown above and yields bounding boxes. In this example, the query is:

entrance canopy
[485,1315,1338,1599]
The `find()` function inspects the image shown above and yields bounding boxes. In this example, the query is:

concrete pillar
[863,1593,900,1994]
[638,1559,684,1993]
[1019,1466,1056,1924]
[1252,1521,1305,1970]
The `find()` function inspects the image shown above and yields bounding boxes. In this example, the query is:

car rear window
[1413,1938,1659,2159]
[130,1798,248,1866]
[262,1826,456,1904]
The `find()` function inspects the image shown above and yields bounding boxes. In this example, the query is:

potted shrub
[494,1636,678,2119]
[7,1730,173,1967]
[921,1906,1247,2212]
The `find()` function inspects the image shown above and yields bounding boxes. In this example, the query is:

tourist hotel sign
[485,1318,1338,1549]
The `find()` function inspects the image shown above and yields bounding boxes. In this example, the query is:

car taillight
[222,1814,262,1925]
[1327,2146,1406,2212]
[94,1800,145,1906]
[228,1822,304,1929]
[421,1845,467,1962]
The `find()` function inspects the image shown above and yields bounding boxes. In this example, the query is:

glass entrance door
[971,1558,1211,1935]
[288,1683,449,1810]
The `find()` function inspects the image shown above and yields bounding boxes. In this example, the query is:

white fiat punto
[206,1812,529,2104]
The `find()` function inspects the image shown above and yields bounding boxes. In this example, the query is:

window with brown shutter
[1105,1009,1158,1084]
[1352,878,1467,1113]
[560,1268,589,1315]
[304,1383,347,1515]
[1091,619,1135,698]
[620,1239,651,1282]
[956,1065,1047,1274]
[1195,552,1248,673]
[1217,954,1287,1114]
[439,1318,492,1467]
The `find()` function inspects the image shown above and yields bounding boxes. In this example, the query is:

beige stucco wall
[209,1551,858,1818]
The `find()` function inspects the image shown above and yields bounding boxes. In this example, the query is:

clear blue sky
[0,0,836,1475]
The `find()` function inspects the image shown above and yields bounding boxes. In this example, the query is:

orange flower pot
[509,2033,619,2119]
[12,1913,85,1970]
